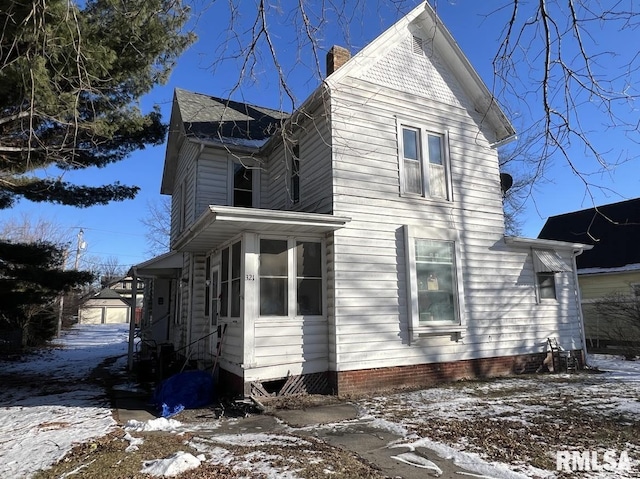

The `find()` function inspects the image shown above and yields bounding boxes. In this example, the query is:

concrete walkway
[274,403,484,479]
[114,390,496,478]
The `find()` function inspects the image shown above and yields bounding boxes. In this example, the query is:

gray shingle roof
[175,88,289,144]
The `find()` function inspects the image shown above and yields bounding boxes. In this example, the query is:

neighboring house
[539,198,640,348]
[132,2,590,396]
[78,276,145,325]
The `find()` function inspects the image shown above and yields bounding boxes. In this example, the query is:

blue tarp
[153,370,214,418]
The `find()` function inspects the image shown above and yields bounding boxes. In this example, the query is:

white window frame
[397,118,452,201]
[257,235,326,319]
[536,272,557,302]
[531,249,571,303]
[227,158,260,208]
[404,225,465,339]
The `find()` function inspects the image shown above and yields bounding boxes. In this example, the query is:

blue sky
[1,1,638,272]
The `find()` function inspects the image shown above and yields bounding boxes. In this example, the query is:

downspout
[127,267,138,371]
[572,248,588,368]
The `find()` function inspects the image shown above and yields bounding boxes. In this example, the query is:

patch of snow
[392,438,535,479]
[124,417,183,432]
[390,451,443,475]
[123,432,144,452]
[579,263,640,275]
[205,432,312,447]
[141,451,204,477]
[0,324,126,479]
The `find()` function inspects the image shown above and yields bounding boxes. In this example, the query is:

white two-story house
[131,1,590,396]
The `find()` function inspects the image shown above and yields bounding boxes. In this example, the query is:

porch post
[243,233,259,370]
[127,267,138,371]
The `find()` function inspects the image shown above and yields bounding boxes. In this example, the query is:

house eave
[324,1,516,144]
[172,206,351,253]
[130,251,183,278]
[504,236,593,252]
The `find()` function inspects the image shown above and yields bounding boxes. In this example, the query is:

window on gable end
[398,121,451,200]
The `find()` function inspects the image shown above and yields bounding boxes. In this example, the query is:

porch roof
[130,251,182,278]
[173,206,351,252]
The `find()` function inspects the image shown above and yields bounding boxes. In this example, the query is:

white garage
[78,289,131,324]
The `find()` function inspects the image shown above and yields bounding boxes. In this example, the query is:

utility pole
[57,248,69,338]
[73,229,86,270]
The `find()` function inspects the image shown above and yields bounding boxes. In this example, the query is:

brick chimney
[326,45,351,76]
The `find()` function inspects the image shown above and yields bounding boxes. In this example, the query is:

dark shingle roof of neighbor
[93,288,125,300]
[175,88,290,144]
[538,198,640,269]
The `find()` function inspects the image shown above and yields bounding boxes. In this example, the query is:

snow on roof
[579,263,640,275]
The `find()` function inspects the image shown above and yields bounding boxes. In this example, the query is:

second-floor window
[291,144,300,204]
[233,163,253,207]
[398,122,450,200]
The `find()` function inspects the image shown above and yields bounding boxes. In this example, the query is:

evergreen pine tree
[0,0,193,343]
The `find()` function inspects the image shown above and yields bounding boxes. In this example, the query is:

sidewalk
[114,391,491,479]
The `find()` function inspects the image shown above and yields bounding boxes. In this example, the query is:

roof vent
[412,35,425,55]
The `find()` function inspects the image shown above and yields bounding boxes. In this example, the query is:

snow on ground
[2,325,640,478]
[0,324,129,479]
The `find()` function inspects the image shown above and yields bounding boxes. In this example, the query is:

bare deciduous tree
[207,1,639,224]
[140,197,171,257]
[0,214,73,252]
[593,289,640,359]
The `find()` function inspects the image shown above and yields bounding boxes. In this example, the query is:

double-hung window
[405,226,465,337]
[398,121,450,200]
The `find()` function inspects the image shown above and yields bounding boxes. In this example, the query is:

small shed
[78,288,131,324]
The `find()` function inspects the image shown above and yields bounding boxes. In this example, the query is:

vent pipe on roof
[326,45,351,76]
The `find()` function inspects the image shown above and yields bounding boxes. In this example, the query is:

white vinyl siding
[262,102,333,213]
[195,147,228,215]
[170,141,199,242]
[328,67,582,370]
